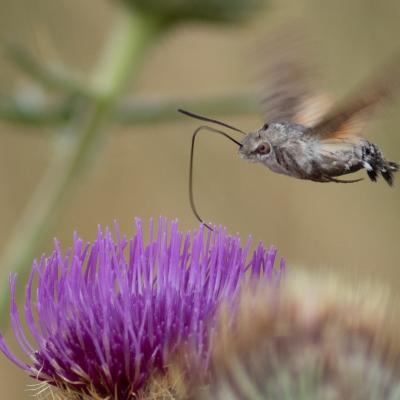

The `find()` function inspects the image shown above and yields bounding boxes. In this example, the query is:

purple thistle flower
[0,218,284,399]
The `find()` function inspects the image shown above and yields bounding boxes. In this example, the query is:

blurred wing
[310,52,400,139]
[260,28,332,126]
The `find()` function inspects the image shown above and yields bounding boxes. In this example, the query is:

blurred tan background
[1,0,400,397]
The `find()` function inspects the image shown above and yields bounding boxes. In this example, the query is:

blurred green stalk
[0,2,164,327]
[0,92,259,126]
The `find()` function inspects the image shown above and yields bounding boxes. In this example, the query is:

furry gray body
[239,122,397,184]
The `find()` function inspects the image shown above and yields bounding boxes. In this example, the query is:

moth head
[239,125,272,162]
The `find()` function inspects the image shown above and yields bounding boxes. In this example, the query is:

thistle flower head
[204,271,400,400]
[126,0,268,25]
[0,218,283,399]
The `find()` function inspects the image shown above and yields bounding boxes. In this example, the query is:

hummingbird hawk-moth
[179,36,400,228]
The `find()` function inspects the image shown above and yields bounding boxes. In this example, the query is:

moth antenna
[189,125,243,231]
[178,108,247,135]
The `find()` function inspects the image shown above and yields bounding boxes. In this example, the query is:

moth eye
[256,143,271,155]
[262,123,269,130]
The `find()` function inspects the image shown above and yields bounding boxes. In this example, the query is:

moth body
[239,122,399,184]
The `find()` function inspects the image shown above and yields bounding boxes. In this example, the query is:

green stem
[4,44,91,97]
[116,91,259,124]
[0,3,163,327]
[0,91,259,126]
[0,96,74,125]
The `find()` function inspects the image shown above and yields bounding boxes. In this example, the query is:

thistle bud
[203,272,400,400]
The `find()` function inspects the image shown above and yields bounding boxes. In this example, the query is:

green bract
[125,0,268,24]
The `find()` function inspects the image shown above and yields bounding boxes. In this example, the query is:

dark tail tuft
[380,161,400,186]
[367,169,378,182]
[362,143,399,186]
